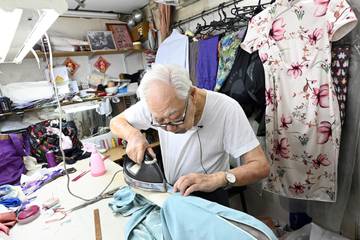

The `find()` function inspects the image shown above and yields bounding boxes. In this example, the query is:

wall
[0,17,144,86]
[0,16,145,133]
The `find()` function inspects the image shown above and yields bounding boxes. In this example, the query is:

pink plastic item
[83,143,106,177]
[17,205,40,224]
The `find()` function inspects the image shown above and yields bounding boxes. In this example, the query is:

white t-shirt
[123,90,259,184]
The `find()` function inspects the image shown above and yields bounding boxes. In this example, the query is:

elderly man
[110,64,269,206]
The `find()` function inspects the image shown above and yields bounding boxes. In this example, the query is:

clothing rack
[172,0,272,28]
[173,0,245,28]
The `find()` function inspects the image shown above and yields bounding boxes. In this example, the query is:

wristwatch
[224,171,236,187]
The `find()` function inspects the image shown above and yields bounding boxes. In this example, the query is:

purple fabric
[0,133,28,185]
[196,36,219,90]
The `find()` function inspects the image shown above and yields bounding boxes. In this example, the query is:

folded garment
[109,186,162,240]
[0,211,16,235]
[0,186,12,198]
[0,81,54,105]
[0,198,21,208]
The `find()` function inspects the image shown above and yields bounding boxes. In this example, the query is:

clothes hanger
[195,11,211,36]
[253,0,264,15]
[177,20,185,34]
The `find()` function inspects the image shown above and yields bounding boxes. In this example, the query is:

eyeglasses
[150,96,189,128]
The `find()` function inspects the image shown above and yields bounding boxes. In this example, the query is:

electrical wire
[196,129,208,174]
[42,32,121,202]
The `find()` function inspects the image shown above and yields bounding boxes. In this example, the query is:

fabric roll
[196,36,219,90]
[0,212,16,235]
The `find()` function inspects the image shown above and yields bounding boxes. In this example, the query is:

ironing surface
[10,159,171,239]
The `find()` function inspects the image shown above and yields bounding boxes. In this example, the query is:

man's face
[146,82,195,134]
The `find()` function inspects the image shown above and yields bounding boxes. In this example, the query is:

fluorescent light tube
[0,9,22,63]
[13,9,59,63]
[0,0,68,64]
[62,10,120,20]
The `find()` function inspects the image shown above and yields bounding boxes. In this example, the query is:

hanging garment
[196,36,219,90]
[155,29,189,71]
[214,32,242,91]
[331,45,351,126]
[189,41,199,85]
[159,3,172,42]
[220,40,266,120]
[241,0,358,201]
[161,194,278,240]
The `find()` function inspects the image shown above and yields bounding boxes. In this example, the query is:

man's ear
[190,87,196,98]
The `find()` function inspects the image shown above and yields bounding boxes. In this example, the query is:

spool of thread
[45,151,57,167]
[100,140,106,150]
[104,140,110,150]
[117,138,122,146]
[111,138,116,148]
[42,197,59,209]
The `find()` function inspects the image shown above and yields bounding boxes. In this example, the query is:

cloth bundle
[0,133,28,185]
[0,212,16,235]
[28,120,89,165]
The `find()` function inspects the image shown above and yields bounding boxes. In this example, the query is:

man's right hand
[125,130,155,164]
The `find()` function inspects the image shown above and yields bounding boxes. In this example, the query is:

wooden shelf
[105,142,160,161]
[26,48,144,59]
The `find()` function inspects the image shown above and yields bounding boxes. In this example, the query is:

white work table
[9,159,170,240]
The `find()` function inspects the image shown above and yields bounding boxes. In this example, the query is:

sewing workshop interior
[0,0,359,239]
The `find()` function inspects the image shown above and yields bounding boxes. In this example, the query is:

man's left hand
[173,172,226,196]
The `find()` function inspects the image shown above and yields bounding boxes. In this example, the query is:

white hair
[137,64,192,101]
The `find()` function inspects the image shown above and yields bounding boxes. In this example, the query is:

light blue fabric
[109,187,277,240]
[161,194,278,240]
[108,186,162,240]
[155,29,189,71]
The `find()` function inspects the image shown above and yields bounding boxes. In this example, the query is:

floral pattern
[214,32,241,91]
[331,45,351,125]
[241,0,357,201]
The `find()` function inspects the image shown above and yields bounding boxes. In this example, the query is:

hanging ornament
[94,56,110,73]
[63,57,79,76]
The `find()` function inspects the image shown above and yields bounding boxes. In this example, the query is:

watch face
[226,172,236,184]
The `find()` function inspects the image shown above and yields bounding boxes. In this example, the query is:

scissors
[66,188,119,214]
[45,188,118,223]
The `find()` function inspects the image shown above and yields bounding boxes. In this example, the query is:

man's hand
[126,130,155,164]
[173,172,226,196]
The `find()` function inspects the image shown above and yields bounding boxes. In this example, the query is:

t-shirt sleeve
[223,100,260,158]
[122,100,152,130]
[327,0,358,41]
[240,11,270,54]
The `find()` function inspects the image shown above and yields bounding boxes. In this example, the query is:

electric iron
[123,151,168,192]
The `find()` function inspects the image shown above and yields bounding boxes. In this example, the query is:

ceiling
[66,0,149,14]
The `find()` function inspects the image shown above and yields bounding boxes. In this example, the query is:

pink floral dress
[241,0,357,201]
